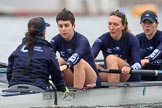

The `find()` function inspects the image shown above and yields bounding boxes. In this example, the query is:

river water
[0,7,162,108]
[1,7,162,63]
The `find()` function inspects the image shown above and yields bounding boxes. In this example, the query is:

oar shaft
[95,59,104,62]
[131,70,162,76]
[100,69,162,76]
[0,68,7,73]
[0,62,8,73]
[101,69,121,73]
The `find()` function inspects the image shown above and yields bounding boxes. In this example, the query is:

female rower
[92,10,141,83]
[7,17,68,93]
[50,8,101,89]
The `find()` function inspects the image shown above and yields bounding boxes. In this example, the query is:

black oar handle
[100,69,121,73]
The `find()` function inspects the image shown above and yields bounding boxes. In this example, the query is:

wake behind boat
[1,81,162,108]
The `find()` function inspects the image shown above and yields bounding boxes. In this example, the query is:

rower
[50,8,101,89]
[92,9,141,83]
[7,17,69,94]
[136,10,162,81]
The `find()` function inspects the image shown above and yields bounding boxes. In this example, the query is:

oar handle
[101,69,121,73]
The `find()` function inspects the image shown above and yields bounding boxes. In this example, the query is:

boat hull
[1,82,162,108]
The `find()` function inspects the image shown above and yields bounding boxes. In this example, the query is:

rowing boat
[1,62,162,108]
[1,81,162,108]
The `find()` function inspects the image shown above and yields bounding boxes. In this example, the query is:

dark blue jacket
[50,31,101,87]
[7,39,66,91]
[92,32,141,70]
[136,30,162,67]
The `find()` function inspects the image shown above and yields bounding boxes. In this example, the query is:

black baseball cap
[140,10,158,23]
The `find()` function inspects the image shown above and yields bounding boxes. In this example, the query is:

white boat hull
[1,82,162,108]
